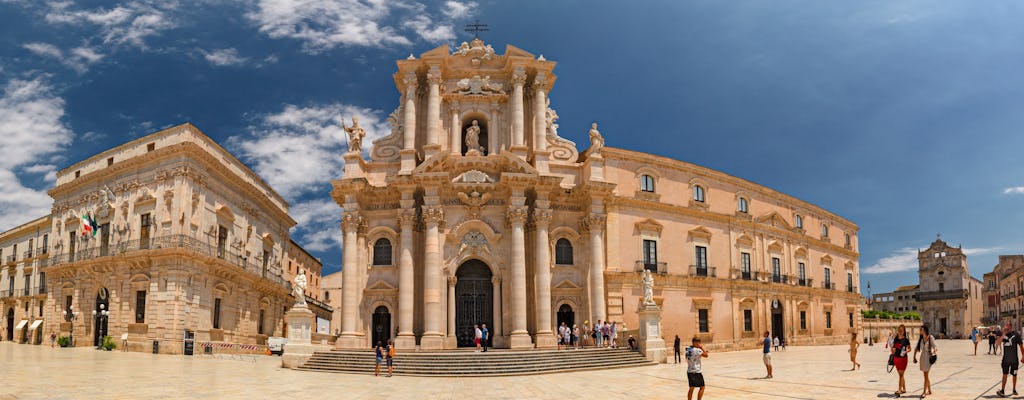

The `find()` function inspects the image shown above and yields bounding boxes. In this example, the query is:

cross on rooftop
[466,20,489,39]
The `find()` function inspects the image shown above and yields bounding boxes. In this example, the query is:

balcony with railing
[47,235,288,288]
[732,268,760,281]
[847,285,858,293]
[917,289,969,302]
[37,246,48,257]
[1002,310,1017,318]
[634,260,667,274]
[23,249,33,260]
[798,278,813,287]
[771,273,789,284]
[0,290,9,298]
[823,281,835,290]
[5,255,15,264]
[689,265,716,278]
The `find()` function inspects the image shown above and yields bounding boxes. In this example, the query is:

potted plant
[101,335,117,351]
[57,336,70,347]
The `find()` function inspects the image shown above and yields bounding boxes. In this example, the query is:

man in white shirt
[686,336,710,400]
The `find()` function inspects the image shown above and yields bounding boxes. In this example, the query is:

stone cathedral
[330,38,863,350]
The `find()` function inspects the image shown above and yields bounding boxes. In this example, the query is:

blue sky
[1,1,1022,295]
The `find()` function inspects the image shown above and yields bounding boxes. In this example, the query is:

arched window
[795,214,803,229]
[821,224,829,237]
[738,197,748,213]
[372,238,392,266]
[640,175,655,193]
[693,185,705,202]
[555,238,573,265]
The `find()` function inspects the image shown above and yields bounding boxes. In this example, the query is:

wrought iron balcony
[917,289,969,301]
[0,290,9,298]
[771,274,790,284]
[847,285,857,293]
[823,281,835,290]
[732,268,759,281]
[635,260,667,274]
[5,255,15,264]
[48,235,288,289]
[689,265,716,278]
[23,250,33,259]
[798,278,813,287]
[37,246,47,256]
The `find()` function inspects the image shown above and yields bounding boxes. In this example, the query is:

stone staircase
[297,347,655,376]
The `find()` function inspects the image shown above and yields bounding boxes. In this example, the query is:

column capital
[398,211,417,228]
[532,208,553,227]
[403,72,418,88]
[506,206,529,226]
[491,275,502,285]
[427,72,443,86]
[511,67,527,86]
[533,72,548,92]
[579,214,607,232]
[447,276,458,287]
[341,211,363,232]
[422,206,445,225]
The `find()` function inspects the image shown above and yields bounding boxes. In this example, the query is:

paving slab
[0,340,1015,399]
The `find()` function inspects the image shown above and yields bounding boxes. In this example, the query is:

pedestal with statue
[637,269,667,363]
[282,270,319,369]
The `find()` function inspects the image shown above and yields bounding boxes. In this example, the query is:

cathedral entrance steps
[296,347,654,376]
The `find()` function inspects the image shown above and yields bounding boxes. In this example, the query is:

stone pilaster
[394,211,417,349]
[533,73,548,152]
[450,105,461,155]
[533,207,556,348]
[447,276,457,337]
[337,211,363,348]
[399,72,417,175]
[507,205,532,348]
[420,206,445,349]
[582,214,608,322]
[510,67,527,155]
[491,276,503,348]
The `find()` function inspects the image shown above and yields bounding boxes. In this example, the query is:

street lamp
[867,281,873,346]
[62,306,80,347]
[92,304,110,350]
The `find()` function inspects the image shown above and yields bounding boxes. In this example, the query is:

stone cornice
[614,196,859,259]
[601,147,858,232]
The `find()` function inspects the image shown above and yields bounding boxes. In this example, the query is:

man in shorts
[474,324,482,352]
[998,322,1024,397]
[686,336,709,400]
[762,331,773,378]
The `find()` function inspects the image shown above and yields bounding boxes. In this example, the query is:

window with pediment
[640,174,655,193]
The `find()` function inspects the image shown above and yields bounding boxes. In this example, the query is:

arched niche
[461,113,489,156]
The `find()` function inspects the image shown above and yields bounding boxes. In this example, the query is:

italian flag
[80,213,93,237]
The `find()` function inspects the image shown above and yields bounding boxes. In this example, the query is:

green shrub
[102,335,116,351]
[57,336,70,347]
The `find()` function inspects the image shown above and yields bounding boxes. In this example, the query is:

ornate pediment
[688,226,713,240]
[553,280,582,290]
[365,280,398,292]
[755,211,793,230]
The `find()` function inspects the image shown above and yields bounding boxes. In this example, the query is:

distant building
[984,255,1024,327]
[915,238,983,338]
[871,285,919,313]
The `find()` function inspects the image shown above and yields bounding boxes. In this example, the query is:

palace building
[0,124,328,352]
[330,38,863,350]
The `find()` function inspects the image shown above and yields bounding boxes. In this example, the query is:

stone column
[583,214,608,322]
[533,73,548,151]
[491,276,502,347]
[450,105,461,155]
[447,276,457,338]
[395,211,416,349]
[533,208,556,348]
[507,206,531,348]
[399,72,417,175]
[337,211,363,348]
[420,206,445,349]
[425,67,442,157]
[510,67,527,149]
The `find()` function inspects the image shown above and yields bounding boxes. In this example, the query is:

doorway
[455,260,493,347]
[371,306,391,347]
[6,308,13,341]
[771,299,784,343]
[939,318,947,336]
[556,304,575,331]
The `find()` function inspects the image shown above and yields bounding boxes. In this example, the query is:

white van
[267,337,288,355]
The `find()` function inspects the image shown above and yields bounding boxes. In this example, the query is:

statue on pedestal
[641,269,655,306]
[293,269,307,307]
[589,122,604,155]
[343,117,366,153]
[465,120,483,155]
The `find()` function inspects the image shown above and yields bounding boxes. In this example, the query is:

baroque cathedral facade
[331,39,863,350]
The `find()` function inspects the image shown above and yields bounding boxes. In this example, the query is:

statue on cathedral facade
[589,122,604,155]
[343,117,366,153]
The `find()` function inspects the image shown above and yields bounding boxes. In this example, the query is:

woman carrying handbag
[913,325,937,398]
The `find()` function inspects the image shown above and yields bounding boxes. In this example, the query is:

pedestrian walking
[674,335,682,364]
[773,336,780,352]
[990,328,999,355]
[971,326,980,356]
[998,321,1024,398]
[474,324,482,352]
[849,332,860,370]
[602,321,611,348]
[386,339,395,377]
[891,324,911,397]
[761,331,773,378]
[912,325,936,398]
[50,331,56,348]
[572,324,580,349]
[374,341,385,377]
[481,324,489,352]
[595,320,604,348]
[562,323,571,349]
[611,322,618,348]
[780,338,786,351]
[686,336,709,400]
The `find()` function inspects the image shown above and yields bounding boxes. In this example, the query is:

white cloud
[1004,187,1024,195]
[44,1,177,49]
[442,1,476,19]
[0,77,72,230]
[246,0,476,52]
[202,48,248,67]
[863,244,1002,274]
[230,102,388,252]
[23,42,105,73]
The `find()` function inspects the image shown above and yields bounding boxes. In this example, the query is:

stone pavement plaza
[0,340,1016,399]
